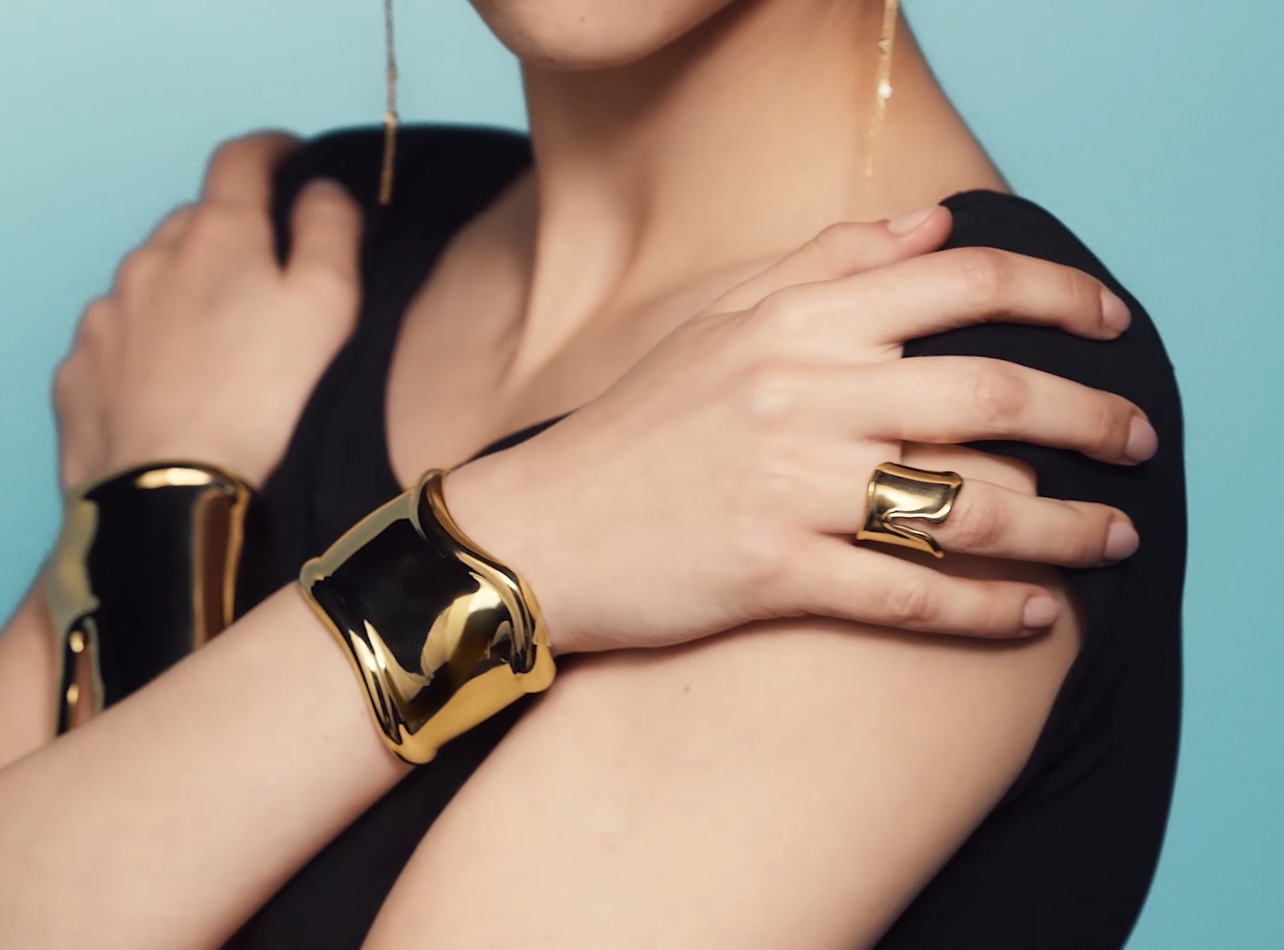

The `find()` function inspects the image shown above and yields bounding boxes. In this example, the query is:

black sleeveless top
[228,126,1185,949]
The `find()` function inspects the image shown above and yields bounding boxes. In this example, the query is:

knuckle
[52,353,92,417]
[967,362,1028,429]
[949,495,1006,550]
[1071,510,1111,564]
[185,204,238,245]
[83,295,113,325]
[732,514,797,599]
[210,137,246,165]
[75,298,116,345]
[207,136,256,176]
[977,590,1024,638]
[1091,396,1133,455]
[808,222,865,274]
[158,204,196,238]
[953,246,1007,307]
[881,577,936,627]
[113,248,156,291]
[184,203,265,249]
[52,359,77,408]
[750,287,807,339]
[1063,267,1102,323]
[737,361,804,426]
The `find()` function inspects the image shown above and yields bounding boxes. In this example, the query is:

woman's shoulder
[908,189,1185,615]
[911,190,1183,489]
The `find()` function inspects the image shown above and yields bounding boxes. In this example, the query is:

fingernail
[1104,519,1140,562]
[1022,596,1060,632]
[1101,288,1131,333]
[1125,415,1158,463]
[887,206,937,235]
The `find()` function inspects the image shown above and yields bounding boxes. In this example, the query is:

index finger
[702,207,953,317]
[200,131,300,208]
[855,246,1132,344]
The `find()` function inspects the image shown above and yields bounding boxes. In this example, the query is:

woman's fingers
[867,246,1131,341]
[703,207,952,316]
[760,246,1131,352]
[795,357,1155,464]
[145,204,196,249]
[797,449,1137,567]
[788,536,1060,638]
[286,180,363,295]
[904,480,1137,567]
[199,131,300,208]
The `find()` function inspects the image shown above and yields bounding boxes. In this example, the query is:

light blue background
[1,1,1280,945]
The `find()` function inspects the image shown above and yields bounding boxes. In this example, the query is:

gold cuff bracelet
[299,469,556,765]
[45,462,252,733]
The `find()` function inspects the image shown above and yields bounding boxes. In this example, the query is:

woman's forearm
[0,581,57,768]
[0,584,409,950]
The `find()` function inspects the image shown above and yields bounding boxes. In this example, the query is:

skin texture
[0,0,1157,946]
[468,0,736,68]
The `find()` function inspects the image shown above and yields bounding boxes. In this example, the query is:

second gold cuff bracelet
[300,469,556,764]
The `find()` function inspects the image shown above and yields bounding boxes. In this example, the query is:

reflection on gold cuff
[45,462,251,733]
[300,469,555,765]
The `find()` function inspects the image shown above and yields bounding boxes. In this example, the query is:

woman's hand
[446,208,1154,652]
[53,132,363,489]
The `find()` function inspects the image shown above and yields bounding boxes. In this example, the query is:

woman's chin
[469,0,735,72]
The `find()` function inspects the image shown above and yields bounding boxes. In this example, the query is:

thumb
[286,179,364,294]
[702,205,951,316]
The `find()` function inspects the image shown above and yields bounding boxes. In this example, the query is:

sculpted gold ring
[856,462,964,559]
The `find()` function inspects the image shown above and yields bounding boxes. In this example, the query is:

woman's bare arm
[0,584,57,767]
[0,448,1076,950]
[0,584,410,949]
[369,447,1082,950]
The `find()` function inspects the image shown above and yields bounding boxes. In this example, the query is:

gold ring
[856,462,964,559]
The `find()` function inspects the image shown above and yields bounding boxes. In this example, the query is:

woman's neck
[495,0,1006,378]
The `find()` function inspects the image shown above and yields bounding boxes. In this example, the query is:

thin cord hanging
[864,0,900,179]
[379,0,399,205]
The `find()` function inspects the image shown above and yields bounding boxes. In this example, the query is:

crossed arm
[364,445,1080,950]
[0,135,1113,947]
[0,444,1078,950]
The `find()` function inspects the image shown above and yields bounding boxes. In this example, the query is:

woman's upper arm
[0,584,56,768]
[366,559,1081,949]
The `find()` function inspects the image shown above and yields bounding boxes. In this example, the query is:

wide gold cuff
[45,462,251,732]
[299,469,556,765]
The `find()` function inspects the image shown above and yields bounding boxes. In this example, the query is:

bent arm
[0,585,410,949]
[367,445,1083,949]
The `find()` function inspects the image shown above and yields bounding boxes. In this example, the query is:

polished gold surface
[856,461,963,558]
[300,468,556,765]
[45,462,252,733]
[135,467,217,489]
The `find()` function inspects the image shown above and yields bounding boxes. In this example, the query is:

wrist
[442,449,583,656]
[99,440,269,491]
[299,469,555,764]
